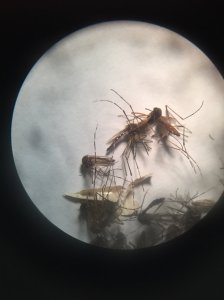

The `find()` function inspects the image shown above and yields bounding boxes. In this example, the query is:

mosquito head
[148,107,162,123]
[153,107,162,117]
[82,155,93,168]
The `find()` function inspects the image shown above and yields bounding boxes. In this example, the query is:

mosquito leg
[168,137,202,175]
[124,143,133,177]
[93,124,98,186]
[110,89,146,125]
[110,89,136,117]
[166,101,204,121]
[132,144,142,181]
[132,112,148,117]
[97,99,132,126]
[163,104,202,175]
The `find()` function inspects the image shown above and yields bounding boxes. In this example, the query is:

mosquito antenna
[96,99,132,126]
[111,89,146,124]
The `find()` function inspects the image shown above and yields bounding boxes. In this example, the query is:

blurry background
[1,1,224,299]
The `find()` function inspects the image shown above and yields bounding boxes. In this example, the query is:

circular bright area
[12,21,224,249]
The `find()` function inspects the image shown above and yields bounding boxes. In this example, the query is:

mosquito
[135,100,203,174]
[81,154,115,177]
[160,189,215,240]
[136,189,214,244]
[81,124,117,186]
[98,90,203,175]
[97,90,156,177]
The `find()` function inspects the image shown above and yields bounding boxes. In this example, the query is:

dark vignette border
[1,1,224,299]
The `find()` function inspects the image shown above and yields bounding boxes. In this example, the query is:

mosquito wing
[157,116,181,137]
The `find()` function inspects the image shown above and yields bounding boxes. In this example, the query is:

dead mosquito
[81,154,115,177]
[64,174,152,233]
[144,100,204,174]
[136,188,214,244]
[98,89,203,175]
[80,124,117,185]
